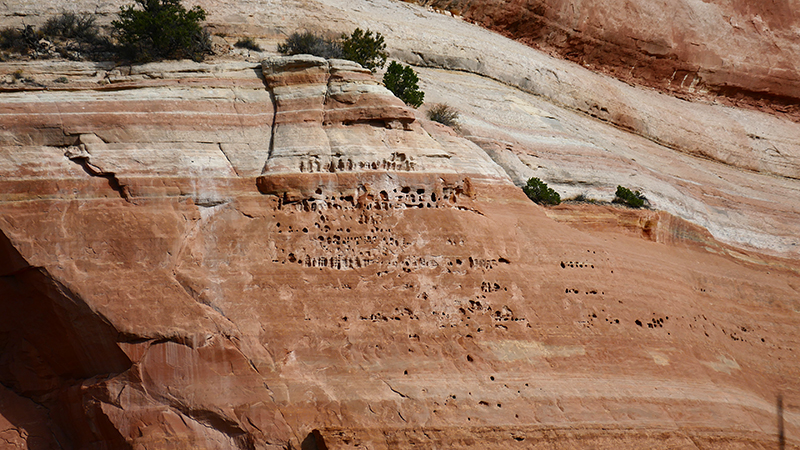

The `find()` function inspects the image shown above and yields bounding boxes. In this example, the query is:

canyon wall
[1,55,799,450]
[6,0,798,117]
[1,0,800,448]
[3,0,800,257]
[417,0,800,118]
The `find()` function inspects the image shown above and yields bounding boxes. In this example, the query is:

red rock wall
[1,58,799,449]
[2,176,799,448]
[419,0,800,118]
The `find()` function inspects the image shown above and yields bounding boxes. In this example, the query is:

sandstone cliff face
[8,0,798,118]
[4,0,800,256]
[1,0,800,448]
[1,55,799,449]
[417,0,800,118]
[4,2,800,184]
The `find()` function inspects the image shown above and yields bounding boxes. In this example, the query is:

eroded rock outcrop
[417,0,800,118]
[1,56,799,449]
[416,66,800,258]
[258,55,502,179]
[4,0,800,188]
[1,2,800,447]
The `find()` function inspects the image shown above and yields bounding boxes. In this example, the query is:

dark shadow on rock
[301,429,329,450]
[0,227,132,448]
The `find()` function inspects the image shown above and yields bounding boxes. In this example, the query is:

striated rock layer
[3,1,800,186]
[416,0,800,118]
[415,66,800,259]
[1,57,799,449]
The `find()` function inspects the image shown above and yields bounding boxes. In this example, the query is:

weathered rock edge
[414,0,800,120]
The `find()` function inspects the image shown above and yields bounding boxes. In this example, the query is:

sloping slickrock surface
[415,0,800,118]
[3,0,800,256]
[415,66,800,258]
[4,2,800,184]
[0,57,799,449]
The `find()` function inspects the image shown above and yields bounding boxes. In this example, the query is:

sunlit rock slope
[1,0,799,449]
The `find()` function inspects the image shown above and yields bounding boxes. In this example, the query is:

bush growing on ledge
[0,25,43,54]
[427,103,460,129]
[383,61,424,108]
[278,28,387,71]
[341,28,387,71]
[43,12,100,43]
[234,36,261,51]
[112,0,212,62]
[523,177,561,205]
[1,13,111,61]
[278,31,342,59]
[614,185,646,208]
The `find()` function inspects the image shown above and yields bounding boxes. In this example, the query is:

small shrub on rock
[614,185,646,208]
[523,177,561,205]
[0,25,43,53]
[43,13,99,43]
[1,13,112,61]
[383,61,424,108]
[341,28,387,71]
[112,0,212,62]
[427,103,460,129]
[234,37,261,51]
[0,27,27,52]
[278,28,387,71]
[278,31,342,59]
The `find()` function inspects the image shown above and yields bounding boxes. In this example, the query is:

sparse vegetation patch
[112,0,212,62]
[278,28,388,71]
[43,13,100,43]
[1,12,112,61]
[523,177,561,205]
[234,37,262,51]
[278,31,343,59]
[614,185,647,208]
[0,25,43,54]
[427,103,460,129]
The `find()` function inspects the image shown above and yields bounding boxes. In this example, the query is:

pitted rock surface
[0,2,799,449]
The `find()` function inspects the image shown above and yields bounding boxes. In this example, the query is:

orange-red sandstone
[0,57,798,449]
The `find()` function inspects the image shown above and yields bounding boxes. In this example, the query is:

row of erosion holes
[565,288,602,295]
[297,156,417,173]
[635,315,668,329]
[593,310,773,347]
[275,209,390,236]
[689,314,770,345]
[634,314,761,342]
[280,251,507,272]
[431,375,536,424]
[581,310,621,328]
[359,186,443,211]
[561,250,604,272]
[279,185,460,212]
[353,301,525,330]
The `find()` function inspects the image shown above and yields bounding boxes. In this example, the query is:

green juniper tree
[112,0,211,62]
[341,28,387,71]
[383,61,424,108]
[614,185,646,208]
[523,177,561,205]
